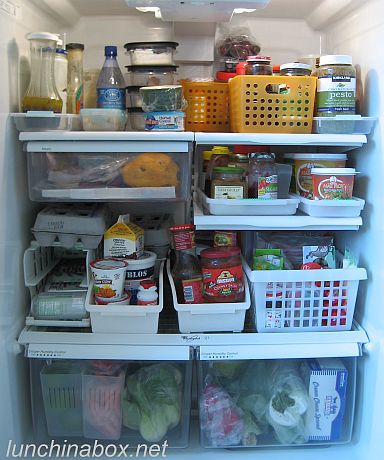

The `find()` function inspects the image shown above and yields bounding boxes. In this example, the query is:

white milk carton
[301,358,348,442]
[104,214,144,259]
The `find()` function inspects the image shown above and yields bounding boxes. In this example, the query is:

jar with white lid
[280,62,312,76]
[316,54,356,116]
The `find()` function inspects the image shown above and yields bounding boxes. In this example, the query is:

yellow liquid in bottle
[22,96,63,113]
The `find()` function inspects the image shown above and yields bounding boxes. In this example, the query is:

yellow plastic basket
[182,81,230,132]
[229,75,317,134]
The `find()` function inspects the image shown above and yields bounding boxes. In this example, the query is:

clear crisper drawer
[198,357,356,449]
[31,359,192,448]
[27,150,192,201]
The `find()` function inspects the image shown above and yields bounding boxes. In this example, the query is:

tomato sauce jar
[200,247,245,303]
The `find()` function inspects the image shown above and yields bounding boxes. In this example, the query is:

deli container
[312,167,358,200]
[124,65,178,87]
[312,115,376,134]
[126,86,143,108]
[11,112,81,132]
[80,108,127,131]
[124,41,178,66]
[128,107,146,130]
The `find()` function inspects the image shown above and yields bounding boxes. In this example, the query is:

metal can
[31,292,87,320]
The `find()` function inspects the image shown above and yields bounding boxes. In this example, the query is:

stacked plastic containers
[124,42,185,131]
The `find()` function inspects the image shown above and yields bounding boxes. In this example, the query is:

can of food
[31,292,87,320]
[311,167,358,200]
[292,153,347,198]
[90,258,129,302]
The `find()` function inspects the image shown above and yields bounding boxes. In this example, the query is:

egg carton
[131,213,172,246]
[32,204,109,249]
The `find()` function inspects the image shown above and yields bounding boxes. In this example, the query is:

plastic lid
[66,43,84,51]
[26,32,59,41]
[90,258,129,270]
[124,41,179,50]
[280,62,312,71]
[55,48,67,55]
[127,107,144,113]
[272,65,281,72]
[319,54,353,66]
[125,65,179,71]
[126,86,142,92]
[212,146,231,155]
[81,108,125,115]
[290,153,348,160]
[216,71,236,82]
[139,281,157,291]
[200,246,241,259]
[213,167,244,174]
[311,168,357,175]
[203,150,213,161]
[170,224,195,233]
[124,251,157,266]
[95,293,131,305]
[247,55,271,62]
[140,85,182,91]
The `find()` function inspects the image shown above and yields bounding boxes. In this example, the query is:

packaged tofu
[301,358,348,441]
[104,214,144,259]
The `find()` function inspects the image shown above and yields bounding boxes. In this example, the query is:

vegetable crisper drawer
[31,359,192,448]
[25,143,192,201]
[198,357,356,449]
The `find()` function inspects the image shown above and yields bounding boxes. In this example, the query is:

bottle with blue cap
[96,45,126,110]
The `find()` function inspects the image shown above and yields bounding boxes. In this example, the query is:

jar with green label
[316,55,356,117]
[211,167,246,199]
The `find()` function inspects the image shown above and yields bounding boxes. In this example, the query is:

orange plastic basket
[182,81,229,132]
[229,75,317,133]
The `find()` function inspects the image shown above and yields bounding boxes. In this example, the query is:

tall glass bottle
[66,43,84,114]
[169,224,204,304]
[96,46,126,110]
[22,32,62,112]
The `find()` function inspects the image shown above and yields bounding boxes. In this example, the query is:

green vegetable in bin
[122,363,183,442]
[140,85,184,112]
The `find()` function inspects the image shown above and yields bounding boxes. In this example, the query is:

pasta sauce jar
[200,247,245,303]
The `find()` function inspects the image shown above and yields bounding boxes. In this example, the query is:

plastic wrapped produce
[216,26,260,60]
[140,85,184,112]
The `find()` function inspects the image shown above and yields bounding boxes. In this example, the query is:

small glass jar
[245,56,272,76]
[280,62,312,76]
[211,167,246,199]
[248,152,278,199]
[204,146,231,196]
[201,246,245,303]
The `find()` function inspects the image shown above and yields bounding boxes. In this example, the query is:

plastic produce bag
[216,25,261,60]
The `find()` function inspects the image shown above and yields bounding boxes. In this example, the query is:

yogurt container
[124,251,157,303]
[90,258,129,302]
[311,168,358,200]
[95,292,131,306]
[291,153,347,198]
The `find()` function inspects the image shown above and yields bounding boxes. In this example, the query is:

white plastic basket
[85,260,164,333]
[166,258,251,333]
[244,260,367,332]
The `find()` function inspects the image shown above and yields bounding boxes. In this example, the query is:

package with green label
[253,248,284,270]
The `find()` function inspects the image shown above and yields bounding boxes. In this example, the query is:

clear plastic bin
[312,116,376,134]
[26,150,192,201]
[197,357,356,448]
[11,112,81,132]
[80,108,127,131]
[124,65,178,87]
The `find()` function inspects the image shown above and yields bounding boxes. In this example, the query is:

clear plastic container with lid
[124,41,178,66]
[245,56,272,75]
[280,62,312,76]
[316,55,356,116]
[124,65,178,87]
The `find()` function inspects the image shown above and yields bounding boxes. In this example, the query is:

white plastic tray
[198,189,299,216]
[25,316,90,328]
[11,112,81,132]
[41,186,176,200]
[166,258,251,333]
[85,261,164,333]
[312,116,376,135]
[296,194,365,218]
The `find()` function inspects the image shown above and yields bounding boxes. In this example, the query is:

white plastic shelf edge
[19,131,195,142]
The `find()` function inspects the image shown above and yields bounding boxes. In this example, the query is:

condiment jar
[228,152,249,173]
[211,167,246,199]
[200,246,245,303]
[245,56,272,76]
[316,55,356,116]
[280,62,312,76]
[137,281,158,305]
[248,152,278,199]
[204,146,231,196]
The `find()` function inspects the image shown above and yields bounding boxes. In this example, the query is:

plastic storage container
[243,258,367,332]
[124,41,178,65]
[26,149,192,201]
[126,86,143,108]
[312,116,376,134]
[197,357,356,448]
[85,260,164,333]
[181,80,230,132]
[167,258,251,333]
[124,65,178,87]
[32,203,108,249]
[80,108,127,131]
[127,107,146,130]
[11,112,81,132]
[229,75,317,133]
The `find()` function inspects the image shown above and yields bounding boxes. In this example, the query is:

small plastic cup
[311,168,358,200]
[90,258,129,302]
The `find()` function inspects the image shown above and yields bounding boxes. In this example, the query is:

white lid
[140,85,182,91]
[319,54,353,66]
[27,32,60,42]
[280,62,312,71]
[311,167,358,175]
[125,251,157,268]
[290,153,347,160]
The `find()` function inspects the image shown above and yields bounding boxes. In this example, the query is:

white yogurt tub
[125,251,157,303]
[124,41,178,65]
[90,258,129,302]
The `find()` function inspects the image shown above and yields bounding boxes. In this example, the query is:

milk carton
[104,214,144,259]
[301,358,348,442]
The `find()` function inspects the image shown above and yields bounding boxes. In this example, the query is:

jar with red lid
[245,56,272,76]
[200,246,245,303]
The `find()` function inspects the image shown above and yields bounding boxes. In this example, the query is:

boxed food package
[301,358,348,441]
[104,214,144,259]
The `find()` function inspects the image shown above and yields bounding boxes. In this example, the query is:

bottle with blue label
[96,46,126,110]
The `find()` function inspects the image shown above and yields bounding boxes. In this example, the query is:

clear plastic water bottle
[96,45,126,110]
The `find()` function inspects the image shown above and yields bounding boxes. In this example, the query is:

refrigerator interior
[0,0,383,459]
